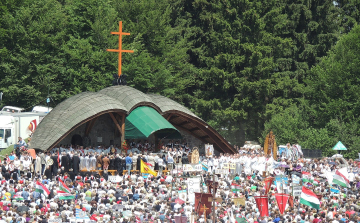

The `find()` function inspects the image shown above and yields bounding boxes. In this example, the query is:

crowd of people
[0,138,359,223]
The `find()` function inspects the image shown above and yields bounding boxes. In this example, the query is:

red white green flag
[231,183,241,192]
[333,168,350,188]
[300,187,320,210]
[59,178,71,193]
[35,181,50,197]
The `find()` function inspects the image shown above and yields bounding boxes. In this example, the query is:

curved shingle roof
[31,86,236,153]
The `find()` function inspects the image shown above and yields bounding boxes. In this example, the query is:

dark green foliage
[0,0,360,157]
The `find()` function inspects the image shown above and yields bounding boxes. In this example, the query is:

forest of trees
[0,0,359,157]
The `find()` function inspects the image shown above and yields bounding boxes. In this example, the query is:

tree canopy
[0,0,359,157]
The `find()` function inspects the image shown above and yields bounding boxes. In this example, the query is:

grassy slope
[0,138,29,157]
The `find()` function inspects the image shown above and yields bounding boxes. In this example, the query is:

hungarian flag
[58,193,75,200]
[231,182,241,192]
[13,193,24,201]
[59,178,71,193]
[140,159,157,176]
[264,177,274,194]
[35,181,50,197]
[302,178,319,186]
[300,186,320,210]
[333,168,350,188]
[254,195,269,217]
[274,193,290,214]
[302,171,311,178]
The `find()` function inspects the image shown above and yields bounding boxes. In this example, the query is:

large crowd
[0,138,359,223]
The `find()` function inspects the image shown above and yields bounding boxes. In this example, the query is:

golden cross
[106,21,134,77]
[201,204,209,221]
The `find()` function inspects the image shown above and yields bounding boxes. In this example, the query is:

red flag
[264,177,274,194]
[288,195,294,208]
[194,193,212,215]
[28,119,37,132]
[58,151,61,167]
[274,193,290,214]
[254,195,269,217]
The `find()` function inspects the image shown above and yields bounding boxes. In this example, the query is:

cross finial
[201,204,209,221]
[107,21,134,77]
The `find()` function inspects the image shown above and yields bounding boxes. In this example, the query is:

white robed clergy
[266,156,277,174]
[256,155,266,173]
[244,155,252,175]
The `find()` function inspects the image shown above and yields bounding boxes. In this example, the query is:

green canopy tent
[332,141,347,155]
[332,141,347,151]
[125,106,182,139]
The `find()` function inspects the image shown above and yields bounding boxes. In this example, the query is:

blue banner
[275,175,288,186]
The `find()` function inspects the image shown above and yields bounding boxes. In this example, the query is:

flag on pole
[332,168,350,188]
[274,193,290,214]
[59,178,71,193]
[140,159,157,176]
[28,119,37,132]
[300,186,320,210]
[35,181,50,197]
[201,162,208,171]
[254,195,269,217]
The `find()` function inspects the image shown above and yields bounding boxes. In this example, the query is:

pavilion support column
[121,114,125,148]
[154,134,158,152]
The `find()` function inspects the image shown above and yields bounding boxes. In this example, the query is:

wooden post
[121,114,125,148]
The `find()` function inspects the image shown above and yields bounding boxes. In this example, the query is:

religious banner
[232,197,246,206]
[264,177,274,194]
[215,169,228,175]
[182,164,202,172]
[274,193,290,215]
[187,177,201,195]
[194,193,212,215]
[175,216,188,223]
[108,176,121,183]
[206,180,219,194]
[292,186,302,197]
[205,144,214,157]
[275,175,288,186]
[254,195,269,217]
[178,190,187,202]
[292,174,300,185]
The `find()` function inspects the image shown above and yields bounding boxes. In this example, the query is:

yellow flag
[140,159,157,176]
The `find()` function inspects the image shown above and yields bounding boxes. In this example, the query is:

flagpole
[212,173,215,222]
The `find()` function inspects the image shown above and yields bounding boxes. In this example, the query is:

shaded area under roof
[30,85,236,154]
